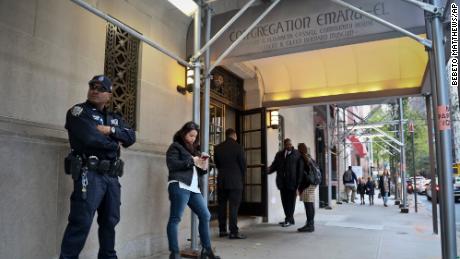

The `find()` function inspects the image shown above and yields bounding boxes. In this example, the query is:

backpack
[306,158,322,186]
[344,170,353,182]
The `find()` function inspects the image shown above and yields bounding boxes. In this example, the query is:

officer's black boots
[200,248,221,259]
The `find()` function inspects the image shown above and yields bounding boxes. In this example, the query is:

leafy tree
[366,98,429,177]
[403,98,429,178]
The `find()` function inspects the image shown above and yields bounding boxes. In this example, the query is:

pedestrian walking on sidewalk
[366,176,376,205]
[378,169,391,207]
[296,143,317,233]
[357,177,367,205]
[343,166,358,203]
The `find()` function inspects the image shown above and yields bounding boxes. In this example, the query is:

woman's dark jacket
[366,181,375,195]
[166,141,206,186]
[378,175,391,195]
[357,183,367,195]
[297,155,319,193]
[297,157,308,193]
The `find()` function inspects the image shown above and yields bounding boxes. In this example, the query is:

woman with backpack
[297,143,319,233]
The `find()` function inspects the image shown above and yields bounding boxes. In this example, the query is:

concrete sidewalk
[148,197,444,259]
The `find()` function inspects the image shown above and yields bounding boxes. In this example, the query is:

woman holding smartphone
[165,121,220,259]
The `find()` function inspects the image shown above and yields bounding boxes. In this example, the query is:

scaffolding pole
[430,0,457,257]
[191,0,257,60]
[424,0,445,236]
[326,105,333,209]
[70,0,191,67]
[209,0,281,71]
[343,108,347,203]
[399,98,409,213]
[190,2,202,252]
[426,95,439,234]
[201,4,212,208]
[336,106,342,204]
[330,0,432,48]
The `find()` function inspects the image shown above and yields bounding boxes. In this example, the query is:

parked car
[406,179,414,194]
[454,176,460,201]
[426,182,439,202]
[426,176,460,203]
[409,176,427,194]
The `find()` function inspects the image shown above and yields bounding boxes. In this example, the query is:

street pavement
[146,195,447,259]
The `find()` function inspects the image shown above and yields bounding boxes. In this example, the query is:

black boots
[171,249,221,259]
[297,220,314,232]
[298,202,315,232]
[201,248,221,259]
[229,233,247,239]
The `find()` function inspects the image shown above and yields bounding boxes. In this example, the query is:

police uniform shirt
[65,101,136,160]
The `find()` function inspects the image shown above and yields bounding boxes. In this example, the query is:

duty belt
[84,156,123,177]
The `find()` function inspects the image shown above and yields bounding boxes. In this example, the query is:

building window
[104,23,140,129]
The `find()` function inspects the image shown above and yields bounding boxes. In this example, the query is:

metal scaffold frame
[70,0,456,257]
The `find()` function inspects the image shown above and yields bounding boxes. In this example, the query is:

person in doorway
[379,169,391,207]
[214,128,247,239]
[166,122,220,259]
[59,75,136,259]
[315,124,324,154]
[268,138,301,227]
[366,176,376,205]
[357,177,367,205]
[297,143,317,232]
[343,166,358,203]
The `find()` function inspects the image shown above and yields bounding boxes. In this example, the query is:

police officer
[60,75,136,259]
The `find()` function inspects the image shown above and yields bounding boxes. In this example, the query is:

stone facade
[0,1,192,258]
[0,1,316,258]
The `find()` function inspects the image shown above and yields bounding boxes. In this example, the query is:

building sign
[188,0,426,63]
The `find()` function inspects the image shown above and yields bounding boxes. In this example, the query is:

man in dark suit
[268,138,301,227]
[214,128,247,239]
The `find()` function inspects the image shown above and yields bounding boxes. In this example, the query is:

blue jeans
[167,182,211,253]
[383,192,389,205]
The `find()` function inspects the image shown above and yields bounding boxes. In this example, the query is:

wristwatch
[110,126,116,134]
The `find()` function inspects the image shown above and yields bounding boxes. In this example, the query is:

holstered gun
[113,159,124,177]
[64,153,82,180]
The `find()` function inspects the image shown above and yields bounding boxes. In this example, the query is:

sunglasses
[89,84,110,93]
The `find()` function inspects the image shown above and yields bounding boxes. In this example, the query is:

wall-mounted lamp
[177,66,195,95]
[269,110,279,129]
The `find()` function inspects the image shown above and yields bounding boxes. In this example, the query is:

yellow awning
[244,35,428,107]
